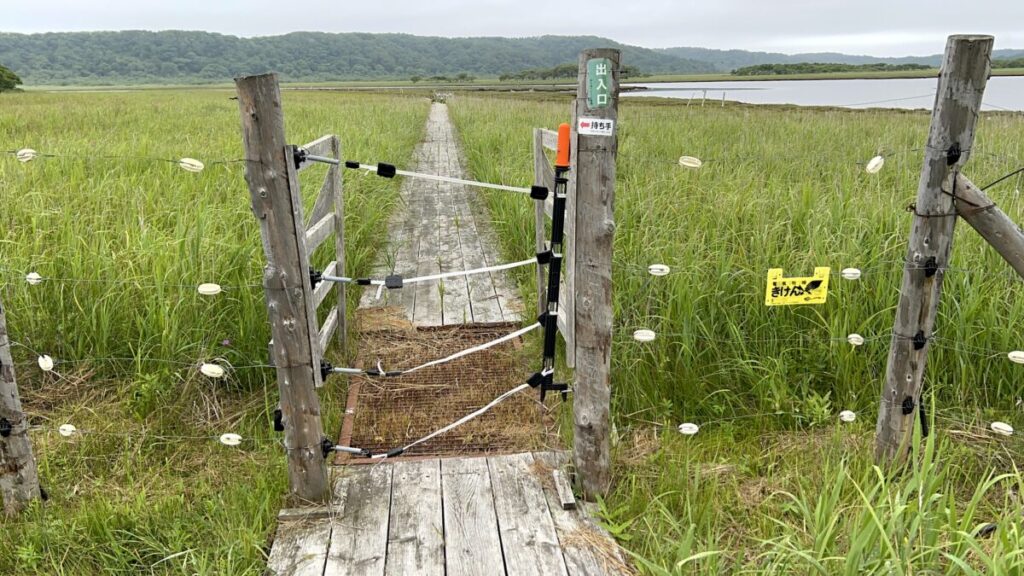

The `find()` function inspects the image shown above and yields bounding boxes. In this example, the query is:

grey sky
[4,0,1022,56]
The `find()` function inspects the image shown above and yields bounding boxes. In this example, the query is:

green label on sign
[587,58,613,109]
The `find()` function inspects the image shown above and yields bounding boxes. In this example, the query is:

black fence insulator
[345,160,360,169]
[385,275,404,289]
[356,278,372,286]
[0,417,11,438]
[293,147,308,169]
[901,396,915,415]
[377,163,397,178]
[321,437,336,459]
[540,381,569,402]
[39,486,48,501]
[320,360,335,380]
[385,448,405,458]
[536,311,550,325]
[309,268,323,287]
[923,256,939,278]
[912,331,927,350]
[536,250,553,265]
[273,409,284,432]
[919,400,930,437]
[530,185,549,200]
[946,143,962,166]
[527,371,545,389]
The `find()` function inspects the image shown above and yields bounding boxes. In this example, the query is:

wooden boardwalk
[267,452,630,576]
[358,102,522,327]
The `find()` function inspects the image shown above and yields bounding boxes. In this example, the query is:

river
[624,76,1024,111]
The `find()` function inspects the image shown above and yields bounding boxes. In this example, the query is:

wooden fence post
[0,297,41,515]
[571,48,619,498]
[953,173,1024,280]
[236,73,330,503]
[874,35,993,464]
[331,136,347,353]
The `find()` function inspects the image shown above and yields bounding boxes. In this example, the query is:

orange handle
[555,122,571,168]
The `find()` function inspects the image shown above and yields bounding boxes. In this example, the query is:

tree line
[497,63,642,81]
[731,62,934,76]
[0,64,21,92]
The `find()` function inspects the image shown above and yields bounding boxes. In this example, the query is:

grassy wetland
[0,89,428,574]
[450,95,1024,573]
[2,84,1024,575]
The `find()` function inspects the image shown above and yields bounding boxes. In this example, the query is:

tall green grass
[0,89,428,574]
[450,95,1024,573]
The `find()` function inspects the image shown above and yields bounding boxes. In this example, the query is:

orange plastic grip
[555,122,571,168]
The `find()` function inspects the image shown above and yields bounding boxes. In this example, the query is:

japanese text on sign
[765,267,831,306]
[587,58,613,109]
[578,117,615,136]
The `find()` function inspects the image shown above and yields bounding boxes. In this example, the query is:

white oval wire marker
[847,334,865,346]
[678,422,700,435]
[865,155,885,174]
[197,283,222,296]
[178,158,205,173]
[25,272,43,285]
[633,329,656,342]
[58,424,77,437]
[839,410,857,423]
[990,421,1014,436]
[1008,351,1024,365]
[16,148,38,163]
[37,355,55,372]
[648,264,671,276]
[219,433,243,446]
[200,363,226,378]
[678,156,703,169]
[841,268,862,280]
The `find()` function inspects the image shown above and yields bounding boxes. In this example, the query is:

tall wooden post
[571,48,619,498]
[331,136,347,353]
[874,35,993,464]
[236,73,329,503]
[0,297,41,515]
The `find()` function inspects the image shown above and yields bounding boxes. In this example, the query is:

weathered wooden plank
[298,134,334,173]
[441,456,506,576]
[313,261,337,309]
[534,452,629,576]
[0,297,41,515]
[540,129,559,151]
[266,520,332,576]
[488,453,569,576]
[277,505,343,521]
[534,129,551,317]
[954,173,1024,281]
[236,73,328,502]
[875,35,993,464]
[331,135,346,349]
[307,172,335,230]
[325,465,393,576]
[386,459,444,576]
[436,171,473,325]
[319,307,339,354]
[552,469,576,511]
[305,212,335,254]
[571,49,618,496]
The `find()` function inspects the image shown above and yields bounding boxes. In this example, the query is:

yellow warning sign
[765,267,830,306]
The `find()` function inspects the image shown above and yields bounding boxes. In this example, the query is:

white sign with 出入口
[578,117,615,136]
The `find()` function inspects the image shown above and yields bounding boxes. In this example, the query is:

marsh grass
[450,95,1024,573]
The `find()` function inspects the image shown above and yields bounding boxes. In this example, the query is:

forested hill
[658,46,1024,72]
[0,30,714,86]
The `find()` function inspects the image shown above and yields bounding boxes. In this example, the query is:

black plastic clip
[320,359,335,380]
[946,143,962,166]
[541,381,569,402]
[912,330,927,350]
[356,278,372,286]
[536,311,550,325]
[321,437,336,459]
[901,396,915,415]
[385,275,404,289]
[310,267,323,287]
[293,147,308,169]
[923,256,938,278]
[530,185,549,200]
[377,163,397,178]
[0,417,11,438]
[273,409,284,432]
[344,160,360,169]
[536,250,553,265]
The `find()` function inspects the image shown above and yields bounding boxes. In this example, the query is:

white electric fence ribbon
[372,383,531,458]
[355,163,532,194]
[402,322,542,375]
[404,258,537,285]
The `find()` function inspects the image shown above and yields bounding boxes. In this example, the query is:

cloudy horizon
[4,0,1023,57]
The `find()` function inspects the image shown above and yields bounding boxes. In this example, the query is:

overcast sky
[4,0,1022,56]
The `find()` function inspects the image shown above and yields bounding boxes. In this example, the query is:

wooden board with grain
[440,456,506,576]
[324,465,393,576]
[386,459,444,576]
